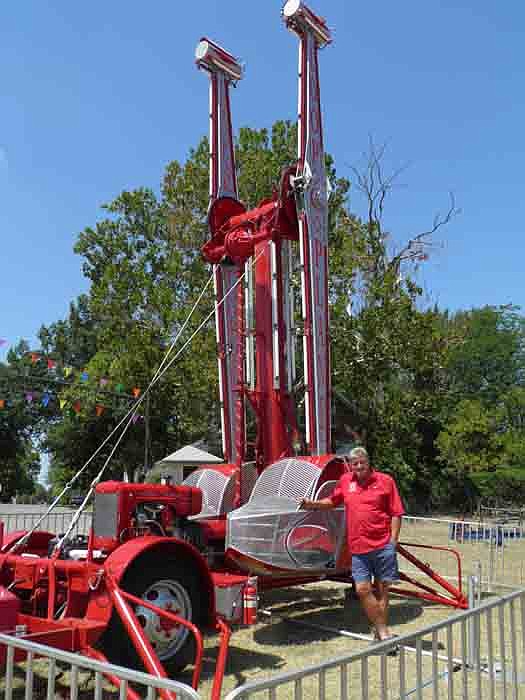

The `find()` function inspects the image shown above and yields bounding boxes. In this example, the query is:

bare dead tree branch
[349,138,460,288]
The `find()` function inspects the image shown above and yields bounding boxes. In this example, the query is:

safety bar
[118,587,204,691]
[211,617,232,700]
[393,542,468,609]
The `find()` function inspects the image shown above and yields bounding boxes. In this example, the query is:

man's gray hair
[349,446,369,461]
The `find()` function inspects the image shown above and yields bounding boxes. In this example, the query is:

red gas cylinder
[0,587,20,633]
[242,577,258,625]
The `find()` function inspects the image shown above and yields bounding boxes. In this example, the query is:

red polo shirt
[330,470,405,554]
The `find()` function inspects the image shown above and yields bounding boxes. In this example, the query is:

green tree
[436,399,501,473]
[329,143,459,501]
[446,305,525,405]
[25,124,464,510]
[0,342,42,498]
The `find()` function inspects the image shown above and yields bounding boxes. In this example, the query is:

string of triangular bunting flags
[0,345,143,420]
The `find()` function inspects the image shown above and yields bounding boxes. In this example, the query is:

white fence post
[467,573,480,670]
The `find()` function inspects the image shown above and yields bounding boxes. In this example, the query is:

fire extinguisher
[243,577,258,625]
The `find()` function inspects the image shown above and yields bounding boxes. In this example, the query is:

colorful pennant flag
[0,339,7,347]
[47,359,56,370]
[99,378,109,387]
[42,392,51,408]
[0,399,5,409]
[30,353,40,364]
[95,404,105,417]
[115,383,124,393]
[132,414,140,424]
[132,387,141,398]
[80,371,89,382]
[64,367,73,378]
[59,399,67,410]
[25,392,34,404]
[73,401,82,414]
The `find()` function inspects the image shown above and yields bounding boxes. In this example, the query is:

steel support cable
[12,271,214,552]
[14,246,268,553]
[55,248,268,553]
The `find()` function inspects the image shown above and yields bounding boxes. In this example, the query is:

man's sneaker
[383,634,399,657]
[371,632,399,656]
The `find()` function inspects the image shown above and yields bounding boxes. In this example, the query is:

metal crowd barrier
[401,515,525,591]
[225,587,525,700]
[0,631,199,700]
[0,509,92,537]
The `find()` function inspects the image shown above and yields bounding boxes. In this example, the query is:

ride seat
[182,469,236,520]
[249,458,321,503]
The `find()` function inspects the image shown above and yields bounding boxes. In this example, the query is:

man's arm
[390,515,402,545]
[300,497,336,511]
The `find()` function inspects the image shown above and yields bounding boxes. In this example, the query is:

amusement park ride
[0,3,467,699]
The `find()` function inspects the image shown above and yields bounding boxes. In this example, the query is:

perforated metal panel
[225,458,343,573]
[249,458,321,502]
[227,495,344,571]
[182,468,235,519]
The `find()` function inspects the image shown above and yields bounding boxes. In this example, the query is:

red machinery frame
[0,5,467,700]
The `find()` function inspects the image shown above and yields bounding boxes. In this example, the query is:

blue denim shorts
[352,542,399,583]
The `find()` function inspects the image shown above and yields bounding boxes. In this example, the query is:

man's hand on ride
[300,497,335,511]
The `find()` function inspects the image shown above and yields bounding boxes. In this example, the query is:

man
[301,447,404,643]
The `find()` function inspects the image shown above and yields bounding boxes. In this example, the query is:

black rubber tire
[100,556,203,674]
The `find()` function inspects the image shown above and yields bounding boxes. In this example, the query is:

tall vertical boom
[195,40,246,466]
[197,2,332,471]
[284,0,332,456]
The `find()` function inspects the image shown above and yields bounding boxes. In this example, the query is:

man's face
[350,456,372,483]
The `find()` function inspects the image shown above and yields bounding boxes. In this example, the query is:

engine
[91,481,203,554]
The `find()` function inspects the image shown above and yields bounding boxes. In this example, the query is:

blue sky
[1,0,524,363]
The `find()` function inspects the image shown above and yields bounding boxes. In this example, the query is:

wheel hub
[135,579,192,659]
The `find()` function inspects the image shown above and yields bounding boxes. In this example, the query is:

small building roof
[154,444,223,467]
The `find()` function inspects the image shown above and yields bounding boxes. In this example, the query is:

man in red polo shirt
[301,447,404,643]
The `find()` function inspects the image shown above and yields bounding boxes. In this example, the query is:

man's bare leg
[375,581,392,639]
[355,582,390,640]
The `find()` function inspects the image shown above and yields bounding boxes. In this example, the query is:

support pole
[467,574,480,670]
[211,618,232,700]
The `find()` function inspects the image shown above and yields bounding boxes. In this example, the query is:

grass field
[3,515,525,699]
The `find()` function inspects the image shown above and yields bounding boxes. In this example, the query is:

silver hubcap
[135,579,192,660]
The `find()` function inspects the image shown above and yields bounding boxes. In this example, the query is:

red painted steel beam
[211,617,231,700]
[105,576,176,700]
[83,646,142,700]
[396,543,468,608]
[118,587,204,691]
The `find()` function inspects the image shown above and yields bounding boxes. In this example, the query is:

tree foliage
[0,342,42,499]
[3,122,525,510]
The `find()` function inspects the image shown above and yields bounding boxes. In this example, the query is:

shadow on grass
[253,587,426,644]
[177,645,286,689]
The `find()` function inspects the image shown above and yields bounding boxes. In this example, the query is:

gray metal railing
[225,588,525,700]
[0,509,91,537]
[0,631,200,700]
